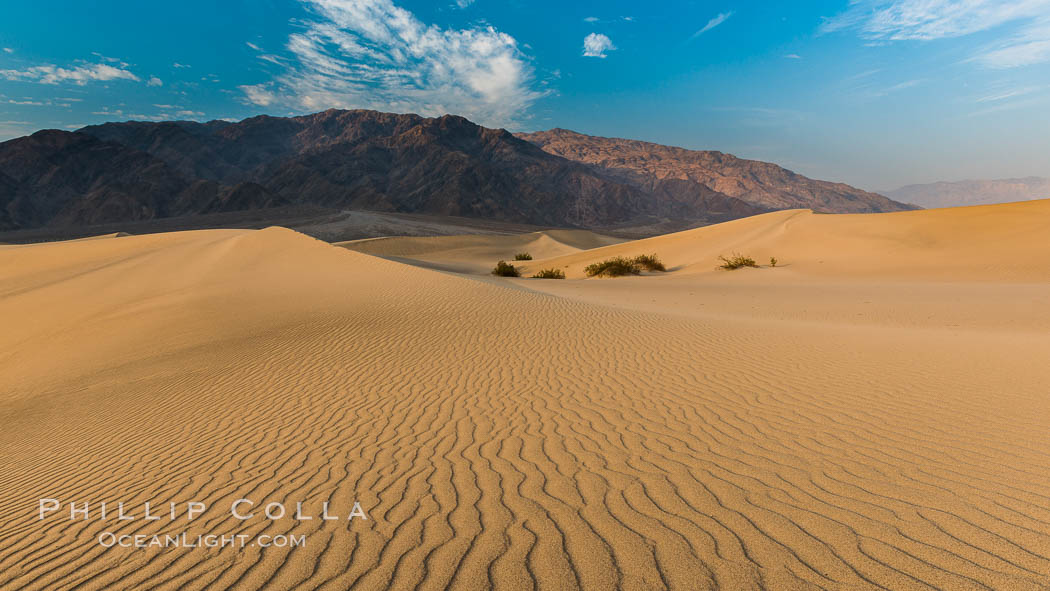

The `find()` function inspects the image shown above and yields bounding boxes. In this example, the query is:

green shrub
[770,257,778,267]
[633,254,666,272]
[514,252,533,261]
[531,268,565,279]
[585,256,640,277]
[491,260,520,277]
[718,253,758,270]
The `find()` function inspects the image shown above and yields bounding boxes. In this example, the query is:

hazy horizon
[2,0,1049,190]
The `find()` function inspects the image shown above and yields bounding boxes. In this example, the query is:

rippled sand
[2,201,1050,590]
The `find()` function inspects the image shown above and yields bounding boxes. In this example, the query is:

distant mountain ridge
[883,177,1050,209]
[516,128,911,214]
[0,109,913,232]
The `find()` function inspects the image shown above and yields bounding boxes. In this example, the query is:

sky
[1,0,1049,190]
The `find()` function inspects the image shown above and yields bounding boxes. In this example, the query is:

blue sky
[1,0,1048,190]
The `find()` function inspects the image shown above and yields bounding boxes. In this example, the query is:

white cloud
[2,48,13,54]
[153,103,178,109]
[582,33,615,58]
[246,42,262,51]
[692,11,733,39]
[173,62,191,68]
[454,0,474,7]
[822,0,1050,67]
[176,110,205,117]
[0,62,140,85]
[784,53,802,59]
[147,76,163,87]
[240,83,276,106]
[583,16,599,23]
[246,0,544,128]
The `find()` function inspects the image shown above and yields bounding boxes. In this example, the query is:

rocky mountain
[0,130,283,230]
[1,109,910,233]
[517,128,913,214]
[882,177,1050,209]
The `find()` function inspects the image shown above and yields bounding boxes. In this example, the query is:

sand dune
[2,203,1050,590]
[338,229,625,274]
[501,199,1050,281]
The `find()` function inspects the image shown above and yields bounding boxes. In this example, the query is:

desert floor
[2,201,1050,590]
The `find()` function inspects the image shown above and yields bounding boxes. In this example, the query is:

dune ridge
[506,199,1050,281]
[338,229,625,274]
[1,209,1050,590]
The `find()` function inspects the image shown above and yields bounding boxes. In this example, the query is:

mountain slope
[0,130,282,231]
[883,177,1050,208]
[79,110,762,229]
[517,128,914,214]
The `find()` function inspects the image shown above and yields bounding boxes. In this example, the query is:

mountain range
[0,109,914,233]
[517,129,907,213]
[883,177,1050,209]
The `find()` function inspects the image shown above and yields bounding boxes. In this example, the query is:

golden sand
[2,201,1050,590]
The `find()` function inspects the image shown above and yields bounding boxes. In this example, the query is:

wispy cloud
[968,95,1044,116]
[692,11,733,39]
[2,48,12,54]
[582,33,615,58]
[880,78,923,94]
[0,61,140,85]
[147,76,163,87]
[90,108,171,122]
[784,53,802,59]
[975,18,1050,67]
[242,0,544,128]
[173,62,191,68]
[583,16,599,23]
[975,86,1037,102]
[822,0,1050,67]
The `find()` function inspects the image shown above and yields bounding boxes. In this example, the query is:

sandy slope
[1,203,1050,590]
[501,199,1050,281]
[337,229,625,274]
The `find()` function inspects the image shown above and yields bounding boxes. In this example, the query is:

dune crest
[512,199,1050,281]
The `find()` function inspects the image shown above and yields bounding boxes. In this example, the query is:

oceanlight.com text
[98,532,306,549]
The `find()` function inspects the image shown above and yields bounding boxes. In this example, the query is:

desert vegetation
[514,252,533,261]
[633,253,666,272]
[718,253,758,270]
[585,257,640,277]
[491,260,520,277]
[531,268,566,279]
[770,256,778,267]
[585,254,668,277]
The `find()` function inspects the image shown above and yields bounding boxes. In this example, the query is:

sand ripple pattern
[1,228,1049,590]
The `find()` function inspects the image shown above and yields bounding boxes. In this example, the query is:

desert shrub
[514,252,533,261]
[491,260,520,277]
[531,268,566,279]
[770,256,778,267]
[633,253,666,272]
[718,253,758,270]
[585,256,640,277]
